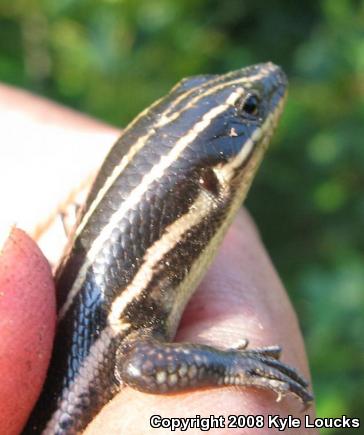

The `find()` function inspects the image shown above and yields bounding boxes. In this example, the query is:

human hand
[0,83,316,434]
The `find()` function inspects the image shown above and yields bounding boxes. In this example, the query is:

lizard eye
[236,93,260,119]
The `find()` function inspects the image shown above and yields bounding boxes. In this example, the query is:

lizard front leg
[115,337,313,405]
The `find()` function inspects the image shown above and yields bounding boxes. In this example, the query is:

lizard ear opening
[198,167,220,197]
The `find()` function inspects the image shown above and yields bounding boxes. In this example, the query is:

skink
[24,62,312,434]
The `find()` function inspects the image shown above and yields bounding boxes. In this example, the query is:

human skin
[0,83,317,434]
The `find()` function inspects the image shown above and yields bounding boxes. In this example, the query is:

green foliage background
[1,0,363,431]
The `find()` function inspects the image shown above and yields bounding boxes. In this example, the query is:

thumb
[0,227,56,435]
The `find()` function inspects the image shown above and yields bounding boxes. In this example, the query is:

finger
[85,210,317,435]
[0,227,56,435]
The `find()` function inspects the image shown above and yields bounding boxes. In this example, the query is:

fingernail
[0,221,15,255]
